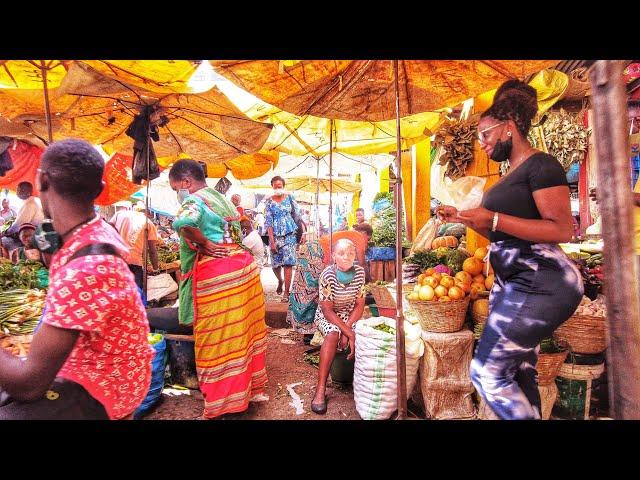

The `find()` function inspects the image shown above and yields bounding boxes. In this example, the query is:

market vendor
[0,139,154,420]
[311,238,366,415]
[1,182,44,253]
[438,80,583,420]
[9,223,40,264]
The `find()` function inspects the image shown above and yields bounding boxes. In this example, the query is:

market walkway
[144,268,362,420]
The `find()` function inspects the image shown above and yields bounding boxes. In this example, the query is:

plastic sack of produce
[146,273,178,302]
[431,167,486,211]
[353,316,424,420]
[134,333,168,419]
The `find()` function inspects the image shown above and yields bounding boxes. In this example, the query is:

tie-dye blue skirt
[471,240,583,420]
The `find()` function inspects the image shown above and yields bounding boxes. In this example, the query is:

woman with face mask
[310,238,365,414]
[437,80,583,420]
[265,175,306,301]
[166,159,268,419]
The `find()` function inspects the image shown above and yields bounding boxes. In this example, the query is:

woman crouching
[311,238,366,414]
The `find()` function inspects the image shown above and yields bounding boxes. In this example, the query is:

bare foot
[276,281,283,295]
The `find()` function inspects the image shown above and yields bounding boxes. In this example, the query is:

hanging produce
[434,118,477,180]
[542,109,589,171]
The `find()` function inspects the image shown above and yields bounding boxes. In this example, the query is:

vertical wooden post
[401,151,413,240]
[412,139,431,241]
[393,60,407,420]
[589,60,640,419]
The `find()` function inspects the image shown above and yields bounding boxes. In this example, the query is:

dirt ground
[144,267,363,421]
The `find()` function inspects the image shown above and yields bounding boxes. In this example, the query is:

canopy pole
[589,60,640,419]
[316,156,321,241]
[40,61,53,144]
[329,120,334,257]
[393,60,408,420]
[142,125,151,297]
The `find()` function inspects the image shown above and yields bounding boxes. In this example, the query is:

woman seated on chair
[311,238,366,415]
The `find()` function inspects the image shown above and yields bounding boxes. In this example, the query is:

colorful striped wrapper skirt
[192,247,268,418]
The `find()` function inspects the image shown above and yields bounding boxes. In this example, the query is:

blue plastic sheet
[134,335,167,419]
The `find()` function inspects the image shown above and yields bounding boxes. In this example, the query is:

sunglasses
[477,122,505,142]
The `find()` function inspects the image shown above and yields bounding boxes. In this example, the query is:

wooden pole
[329,121,334,257]
[589,60,640,419]
[40,61,54,144]
[393,60,407,420]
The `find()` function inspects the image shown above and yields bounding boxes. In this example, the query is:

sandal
[276,281,283,295]
[311,396,327,415]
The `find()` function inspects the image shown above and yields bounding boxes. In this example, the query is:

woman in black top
[438,81,583,420]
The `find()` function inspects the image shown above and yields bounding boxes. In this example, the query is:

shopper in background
[265,176,305,301]
[2,182,44,252]
[110,202,160,290]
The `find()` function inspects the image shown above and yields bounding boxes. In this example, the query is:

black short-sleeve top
[481,153,568,243]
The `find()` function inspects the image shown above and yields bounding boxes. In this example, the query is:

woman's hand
[456,207,493,231]
[198,240,229,258]
[435,205,460,223]
[345,331,356,361]
[339,333,349,351]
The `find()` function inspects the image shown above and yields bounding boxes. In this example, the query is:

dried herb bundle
[542,109,589,171]
[434,119,478,180]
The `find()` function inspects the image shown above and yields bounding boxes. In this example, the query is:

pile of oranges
[407,247,495,303]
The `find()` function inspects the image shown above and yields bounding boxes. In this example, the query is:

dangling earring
[507,131,512,137]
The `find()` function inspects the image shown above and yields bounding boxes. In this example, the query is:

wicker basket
[554,314,607,354]
[370,285,396,310]
[408,296,470,333]
[471,311,488,326]
[536,349,570,385]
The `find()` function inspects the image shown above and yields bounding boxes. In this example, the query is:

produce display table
[419,328,476,419]
[369,260,396,282]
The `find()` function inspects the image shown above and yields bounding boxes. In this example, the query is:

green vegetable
[0,260,48,291]
[373,323,395,334]
[539,337,567,354]
[444,248,470,274]
[303,351,321,368]
[404,249,439,271]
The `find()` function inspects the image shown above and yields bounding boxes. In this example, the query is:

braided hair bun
[482,80,538,137]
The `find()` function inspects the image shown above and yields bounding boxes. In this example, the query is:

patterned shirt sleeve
[319,268,335,302]
[172,199,202,232]
[43,256,132,334]
[264,200,273,230]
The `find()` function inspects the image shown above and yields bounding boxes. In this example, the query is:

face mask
[33,220,62,255]
[490,137,513,163]
[273,188,285,196]
[177,189,190,203]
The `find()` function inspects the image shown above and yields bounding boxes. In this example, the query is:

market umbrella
[210,60,558,122]
[0,60,73,142]
[210,70,446,157]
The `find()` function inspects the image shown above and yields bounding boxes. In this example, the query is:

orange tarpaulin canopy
[0,140,42,194]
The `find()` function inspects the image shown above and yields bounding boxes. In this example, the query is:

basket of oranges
[406,269,475,333]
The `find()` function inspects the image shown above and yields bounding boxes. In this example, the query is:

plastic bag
[410,217,442,254]
[445,176,486,211]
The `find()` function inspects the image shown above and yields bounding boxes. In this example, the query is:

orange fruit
[440,276,456,289]
[455,271,473,284]
[434,285,448,298]
[462,257,483,276]
[485,274,495,290]
[474,247,488,260]
[455,280,471,294]
[424,276,439,289]
[448,286,464,300]
[472,274,486,285]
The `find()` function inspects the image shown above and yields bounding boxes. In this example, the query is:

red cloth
[43,217,154,419]
[0,141,42,194]
[236,205,245,217]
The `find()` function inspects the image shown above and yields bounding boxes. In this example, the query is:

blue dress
[265,195,299,267]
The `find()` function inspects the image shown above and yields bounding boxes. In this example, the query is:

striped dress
[314,264,366,336]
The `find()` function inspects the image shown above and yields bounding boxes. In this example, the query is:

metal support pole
[589,60,640,419]
[40,61,53,144]
[329,120,334,257]
[393,60,407,419]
